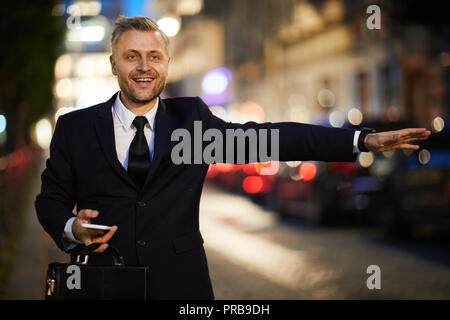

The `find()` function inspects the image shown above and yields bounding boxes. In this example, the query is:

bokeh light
[71,1,102,16]
[54,54,73,79]
[157,16,181,37]
[386,106,401,122]
[55,78,73,99]
[35,118,53,149]
[202,67,232,94]
[329,110,345,127]
[255,161,279,175]
[67,25,105,42]
[418,149,431,165]
[54,107,76,123]
[288,105,310,123]
[176,0,203,16]
[317,89,335,108]
[358,152,374,168]
[209,105,228,121]
[347,108,363,125]
[286,161,301,168]
[431,116,445,132]
[243,176,264,194]
[206,164,218,179]
[0,114,6,133]
[299,162,317,181]
[382,150,395,158]
[242,102,265,123]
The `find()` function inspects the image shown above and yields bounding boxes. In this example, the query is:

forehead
[116,29,167,53]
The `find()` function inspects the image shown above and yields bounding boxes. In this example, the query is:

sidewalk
[3,163,69,300]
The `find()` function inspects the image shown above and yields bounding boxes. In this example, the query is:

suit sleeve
[196,97,357,163]
[35,115,78,252]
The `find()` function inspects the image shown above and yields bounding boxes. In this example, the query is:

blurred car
[264,120,408,226]
[206,162,275,203]
[265,158,388,226]
[385,128,450,239]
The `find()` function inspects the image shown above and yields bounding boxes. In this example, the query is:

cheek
[155,65,168,77]
[116,64,135,78]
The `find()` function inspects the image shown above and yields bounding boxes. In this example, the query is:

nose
[137,58,151,72]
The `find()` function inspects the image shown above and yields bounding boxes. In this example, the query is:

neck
[119,92,158,116]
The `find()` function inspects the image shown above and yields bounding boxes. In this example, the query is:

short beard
[120,77,166,106]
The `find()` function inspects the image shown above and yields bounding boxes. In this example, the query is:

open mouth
[133,77,154,83]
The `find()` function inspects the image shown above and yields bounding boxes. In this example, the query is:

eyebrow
[125,49,164,55]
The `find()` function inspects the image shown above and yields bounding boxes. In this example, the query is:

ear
[110,55,117,76]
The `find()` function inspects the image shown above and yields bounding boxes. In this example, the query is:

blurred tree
[0,0,65,155]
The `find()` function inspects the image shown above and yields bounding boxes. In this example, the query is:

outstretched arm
[197,97,431,162]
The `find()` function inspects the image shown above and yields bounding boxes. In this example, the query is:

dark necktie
[127,116,150,189]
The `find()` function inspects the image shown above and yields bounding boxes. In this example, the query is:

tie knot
[133,116,148,131]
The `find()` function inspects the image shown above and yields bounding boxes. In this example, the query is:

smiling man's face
[110,29,170,107]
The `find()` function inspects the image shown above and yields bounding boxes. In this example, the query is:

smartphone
[81,223,113,231]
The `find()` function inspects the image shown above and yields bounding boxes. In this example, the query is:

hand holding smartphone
[73,209,118,254]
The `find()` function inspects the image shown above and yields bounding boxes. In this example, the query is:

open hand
[72,209,118,253]
[364,128,431,152]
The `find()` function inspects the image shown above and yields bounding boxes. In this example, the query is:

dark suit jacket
[35,92,357,299]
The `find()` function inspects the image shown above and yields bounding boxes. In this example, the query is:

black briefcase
[45,243,148,300]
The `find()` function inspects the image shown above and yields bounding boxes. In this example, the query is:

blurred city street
[1,0,449,301]
[3,162,450,300]
[202,184,450,300]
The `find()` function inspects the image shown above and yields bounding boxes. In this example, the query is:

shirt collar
[113,92,159,131]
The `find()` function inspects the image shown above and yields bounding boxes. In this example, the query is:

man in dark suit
[35,16,430,299]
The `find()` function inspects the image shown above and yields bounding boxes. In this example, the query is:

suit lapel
[93,94,179,192]
[94,92,137,190]
[141,98,179,189]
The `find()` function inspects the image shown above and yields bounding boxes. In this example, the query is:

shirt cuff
[353,130,361,153]
[62,217,83,250]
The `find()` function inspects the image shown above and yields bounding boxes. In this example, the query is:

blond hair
[110,15,170,55]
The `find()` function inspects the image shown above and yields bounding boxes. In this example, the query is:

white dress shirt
[62,94,361,248]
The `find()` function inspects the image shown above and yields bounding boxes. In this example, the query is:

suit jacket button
[137,240,146,247]
[137,201,147,207]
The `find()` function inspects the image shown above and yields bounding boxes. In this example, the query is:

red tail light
[243,176,263,194]
[243,176,273,194]
[241,163,257,175]
[299,162,317,181]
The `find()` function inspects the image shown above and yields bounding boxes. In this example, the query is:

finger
[400,128,427,135]
[392,143,420,150]
[78,209,99,220]
[397,128,430,139]
[400,136,430,143]
[399,133,431,141]
[92,243,109,253]
[86,229,106,237]
[381,131,429,146]
[92,226,118,244]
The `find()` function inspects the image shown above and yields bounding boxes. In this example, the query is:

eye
[151,55,159,61]
[127,55,136,60]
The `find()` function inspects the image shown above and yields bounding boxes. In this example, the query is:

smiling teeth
[135,78,153,82]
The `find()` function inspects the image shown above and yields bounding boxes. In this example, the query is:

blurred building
[157,0,448,133]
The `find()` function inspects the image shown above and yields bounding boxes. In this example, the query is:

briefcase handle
[76,243,125,266]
